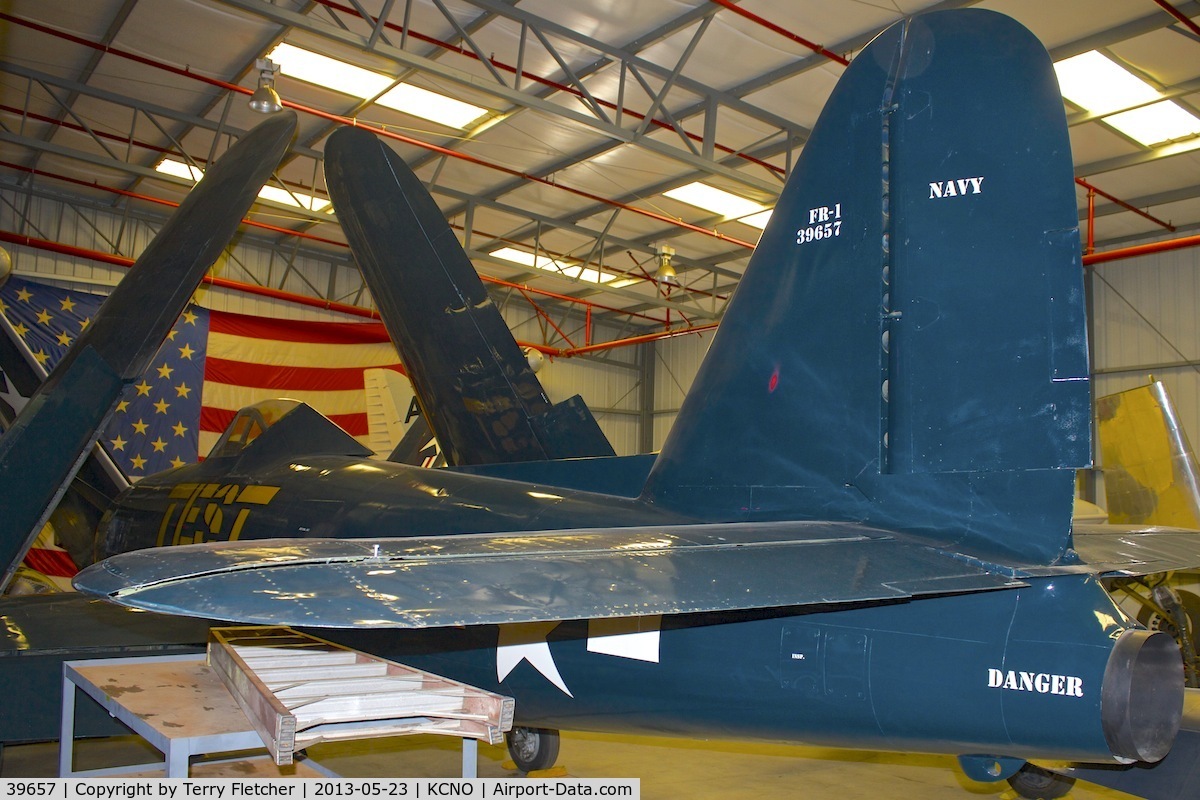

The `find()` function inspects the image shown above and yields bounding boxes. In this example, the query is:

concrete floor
[1,731,1136,799]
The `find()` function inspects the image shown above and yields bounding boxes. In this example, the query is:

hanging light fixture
[655,243,678,285]
[249,58,283,114]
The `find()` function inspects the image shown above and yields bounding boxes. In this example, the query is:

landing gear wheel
[506,727,560,773]
[1007,764,1075,799]
[1136,590,1200,639]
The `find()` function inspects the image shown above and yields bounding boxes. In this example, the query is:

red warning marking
[768,368,780,393]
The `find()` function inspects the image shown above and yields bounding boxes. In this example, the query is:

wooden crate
[208,626,514,765]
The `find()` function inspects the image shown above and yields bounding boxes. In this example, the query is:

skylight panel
[155,159,330,212]
[267,42,392,99]
[739,209,773,229]
[154,158,203,181]
[1103,101,1200,147]
[256,184,333,212]
[376,83,487,129]
[663,182,767,221]
[491,247,635,288]
[1054,51,1160,116]
[1053,51,1200,148]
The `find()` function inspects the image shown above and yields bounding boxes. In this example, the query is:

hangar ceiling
[1,0,1198,349]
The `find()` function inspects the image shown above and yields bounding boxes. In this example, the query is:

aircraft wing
[0,110,297,588]
[1073,524,1200,578]
[1,301,129,569]
[324,126,615,467]
[75,521,1027,628]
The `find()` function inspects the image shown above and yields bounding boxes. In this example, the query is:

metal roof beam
[216,0,783,194]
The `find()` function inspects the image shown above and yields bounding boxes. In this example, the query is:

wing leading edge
[75,522,1026,628]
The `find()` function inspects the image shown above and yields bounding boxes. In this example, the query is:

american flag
[0,276,405,477]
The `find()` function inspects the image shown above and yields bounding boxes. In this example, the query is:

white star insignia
[496,622,572,697]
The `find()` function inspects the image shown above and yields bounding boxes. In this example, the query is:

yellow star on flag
[13,322,28,337]
[172,421,188,438]
[130,454,147,470]
[115,400,129,413]
[175,382,191,398]
[56,331,72,347]
[151,437,168,453]
[166,329,178,341]
[157,362,174,379]
[60,297,76,312]
[79,317,90,330]
[36,308,52,325]
[178,343,195,360]
[182,310,198,325]
[33,349,49,366]
[153,398,170,415]
[109,435,127,451]
[170,456,187,469]
[132,419,149,435]
[16,287,31,302]
[134,380,152,396]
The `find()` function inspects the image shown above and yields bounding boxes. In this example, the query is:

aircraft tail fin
[642,10,1090,565]
[1097,381,1200,527]
[324,127,615,467]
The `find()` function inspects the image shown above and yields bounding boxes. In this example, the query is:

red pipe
[0,12,758,251]
[518,288,576,349]
[1083,233,1200,266]
[1152,0,1200,38]
[1076,177,1174,232]
[1086,187,1095,255]
[707,0,849,66]
[561,322,719,356]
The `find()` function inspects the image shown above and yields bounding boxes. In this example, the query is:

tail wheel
[1136,590,1200,639]
[1007,763,1075,799]
[506,727,561,773]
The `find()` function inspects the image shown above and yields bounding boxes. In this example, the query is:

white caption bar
[0,779,640,800]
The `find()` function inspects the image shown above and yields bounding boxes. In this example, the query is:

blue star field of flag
[0,276,208,477]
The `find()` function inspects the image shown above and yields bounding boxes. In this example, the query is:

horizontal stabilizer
[75,521,1024,628]
[1074,524,1200,578]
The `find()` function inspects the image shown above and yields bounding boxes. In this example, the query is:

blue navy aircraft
[75,8,1200,794]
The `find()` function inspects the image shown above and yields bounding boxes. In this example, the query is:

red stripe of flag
[210,310,392,344]
[204,358,403,391]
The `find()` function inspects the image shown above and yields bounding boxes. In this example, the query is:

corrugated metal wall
[649,328,714,451]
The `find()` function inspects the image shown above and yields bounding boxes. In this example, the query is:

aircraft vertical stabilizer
[642,10,1090,565]
[324,127,615,467]
[1098,381,1200,527]
[0,111,297,588]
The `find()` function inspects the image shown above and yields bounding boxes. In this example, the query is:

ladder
[208,626,514,766]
